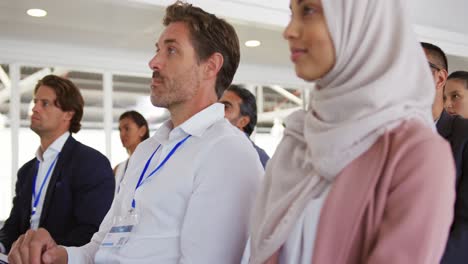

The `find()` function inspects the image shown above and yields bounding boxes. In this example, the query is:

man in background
[0,74,114,253]
[220,85,270,167]
[422,42,468,264]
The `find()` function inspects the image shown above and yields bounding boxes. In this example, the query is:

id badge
[101,210,139,248]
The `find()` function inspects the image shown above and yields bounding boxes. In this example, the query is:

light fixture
[27,8,47,17]
[245,40,261,48]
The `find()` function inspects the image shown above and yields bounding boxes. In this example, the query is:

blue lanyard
[132,135,191,208]
[31,153,60,216]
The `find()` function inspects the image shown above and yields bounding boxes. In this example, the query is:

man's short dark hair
[448,71,468,89]
[34,74,84,133]
[163,1,240,99]
[227,85,257,136]
[119,110,150,141]
[421,42,448,71]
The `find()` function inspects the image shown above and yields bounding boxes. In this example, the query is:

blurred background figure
[423,43,468,264]
[114,110,149,193]
[445,71,468,118]
[220,85,270,168]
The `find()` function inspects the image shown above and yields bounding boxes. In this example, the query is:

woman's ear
[203,52,224,80]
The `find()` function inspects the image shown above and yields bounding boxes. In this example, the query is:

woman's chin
[295,69,318,83]
[294,61,335,83]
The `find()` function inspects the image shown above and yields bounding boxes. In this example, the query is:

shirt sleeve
[178,135,263,264]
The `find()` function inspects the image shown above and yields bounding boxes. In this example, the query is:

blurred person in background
[444,71,468,118]
[220,85,270,168]
[423,43,468,264]
[114,110,149,193]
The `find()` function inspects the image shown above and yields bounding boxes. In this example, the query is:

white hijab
[249,0,435,263]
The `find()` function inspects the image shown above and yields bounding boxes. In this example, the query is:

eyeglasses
[428,62,441,71]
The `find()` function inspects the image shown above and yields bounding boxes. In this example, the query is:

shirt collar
[36,131,70,161]
[153,103,224,143]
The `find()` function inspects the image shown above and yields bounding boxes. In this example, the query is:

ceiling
[1,0,468,75]
[0,0,293,74]
[1,0,468,128]
[408,0,468,36]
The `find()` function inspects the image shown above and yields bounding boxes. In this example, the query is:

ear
[436,69,449,91]
[203,52,224,80]
[138,126,147,139]
[236,115,250,131]
[64,111,74,121]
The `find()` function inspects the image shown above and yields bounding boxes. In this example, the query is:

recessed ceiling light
[245,40,261,48]
[27,9,47,17]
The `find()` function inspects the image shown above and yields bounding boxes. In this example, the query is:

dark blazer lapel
[22,160,38,229]
[39,135,76,225]
[436,110,454,140]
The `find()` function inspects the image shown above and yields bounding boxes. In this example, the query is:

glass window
[0,64,12,220]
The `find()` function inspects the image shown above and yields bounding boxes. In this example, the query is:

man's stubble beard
[151,66,200,109]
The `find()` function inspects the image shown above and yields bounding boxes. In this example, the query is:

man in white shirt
[8,1,263,264]
[1,75,114,256]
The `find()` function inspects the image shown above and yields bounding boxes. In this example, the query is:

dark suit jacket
[438,111,468,264]
[251,141,270,169]
[0,135,115,253]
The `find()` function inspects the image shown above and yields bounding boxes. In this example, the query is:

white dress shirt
[30,132,70,230]
[66,103,263,264]
[240,187,330,264]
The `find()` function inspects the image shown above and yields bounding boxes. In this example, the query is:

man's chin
[150,96,168,108]
[30,125,41,134]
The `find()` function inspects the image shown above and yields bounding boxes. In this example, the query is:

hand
[8,228,68,264]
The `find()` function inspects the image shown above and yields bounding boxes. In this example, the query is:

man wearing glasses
[422,42,468,264]
[421,42,449,122]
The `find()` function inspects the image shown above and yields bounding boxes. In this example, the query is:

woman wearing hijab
[247,0,455,263]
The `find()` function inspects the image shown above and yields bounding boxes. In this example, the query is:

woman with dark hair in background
[114,110,149,193]
[445,71,468,118]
